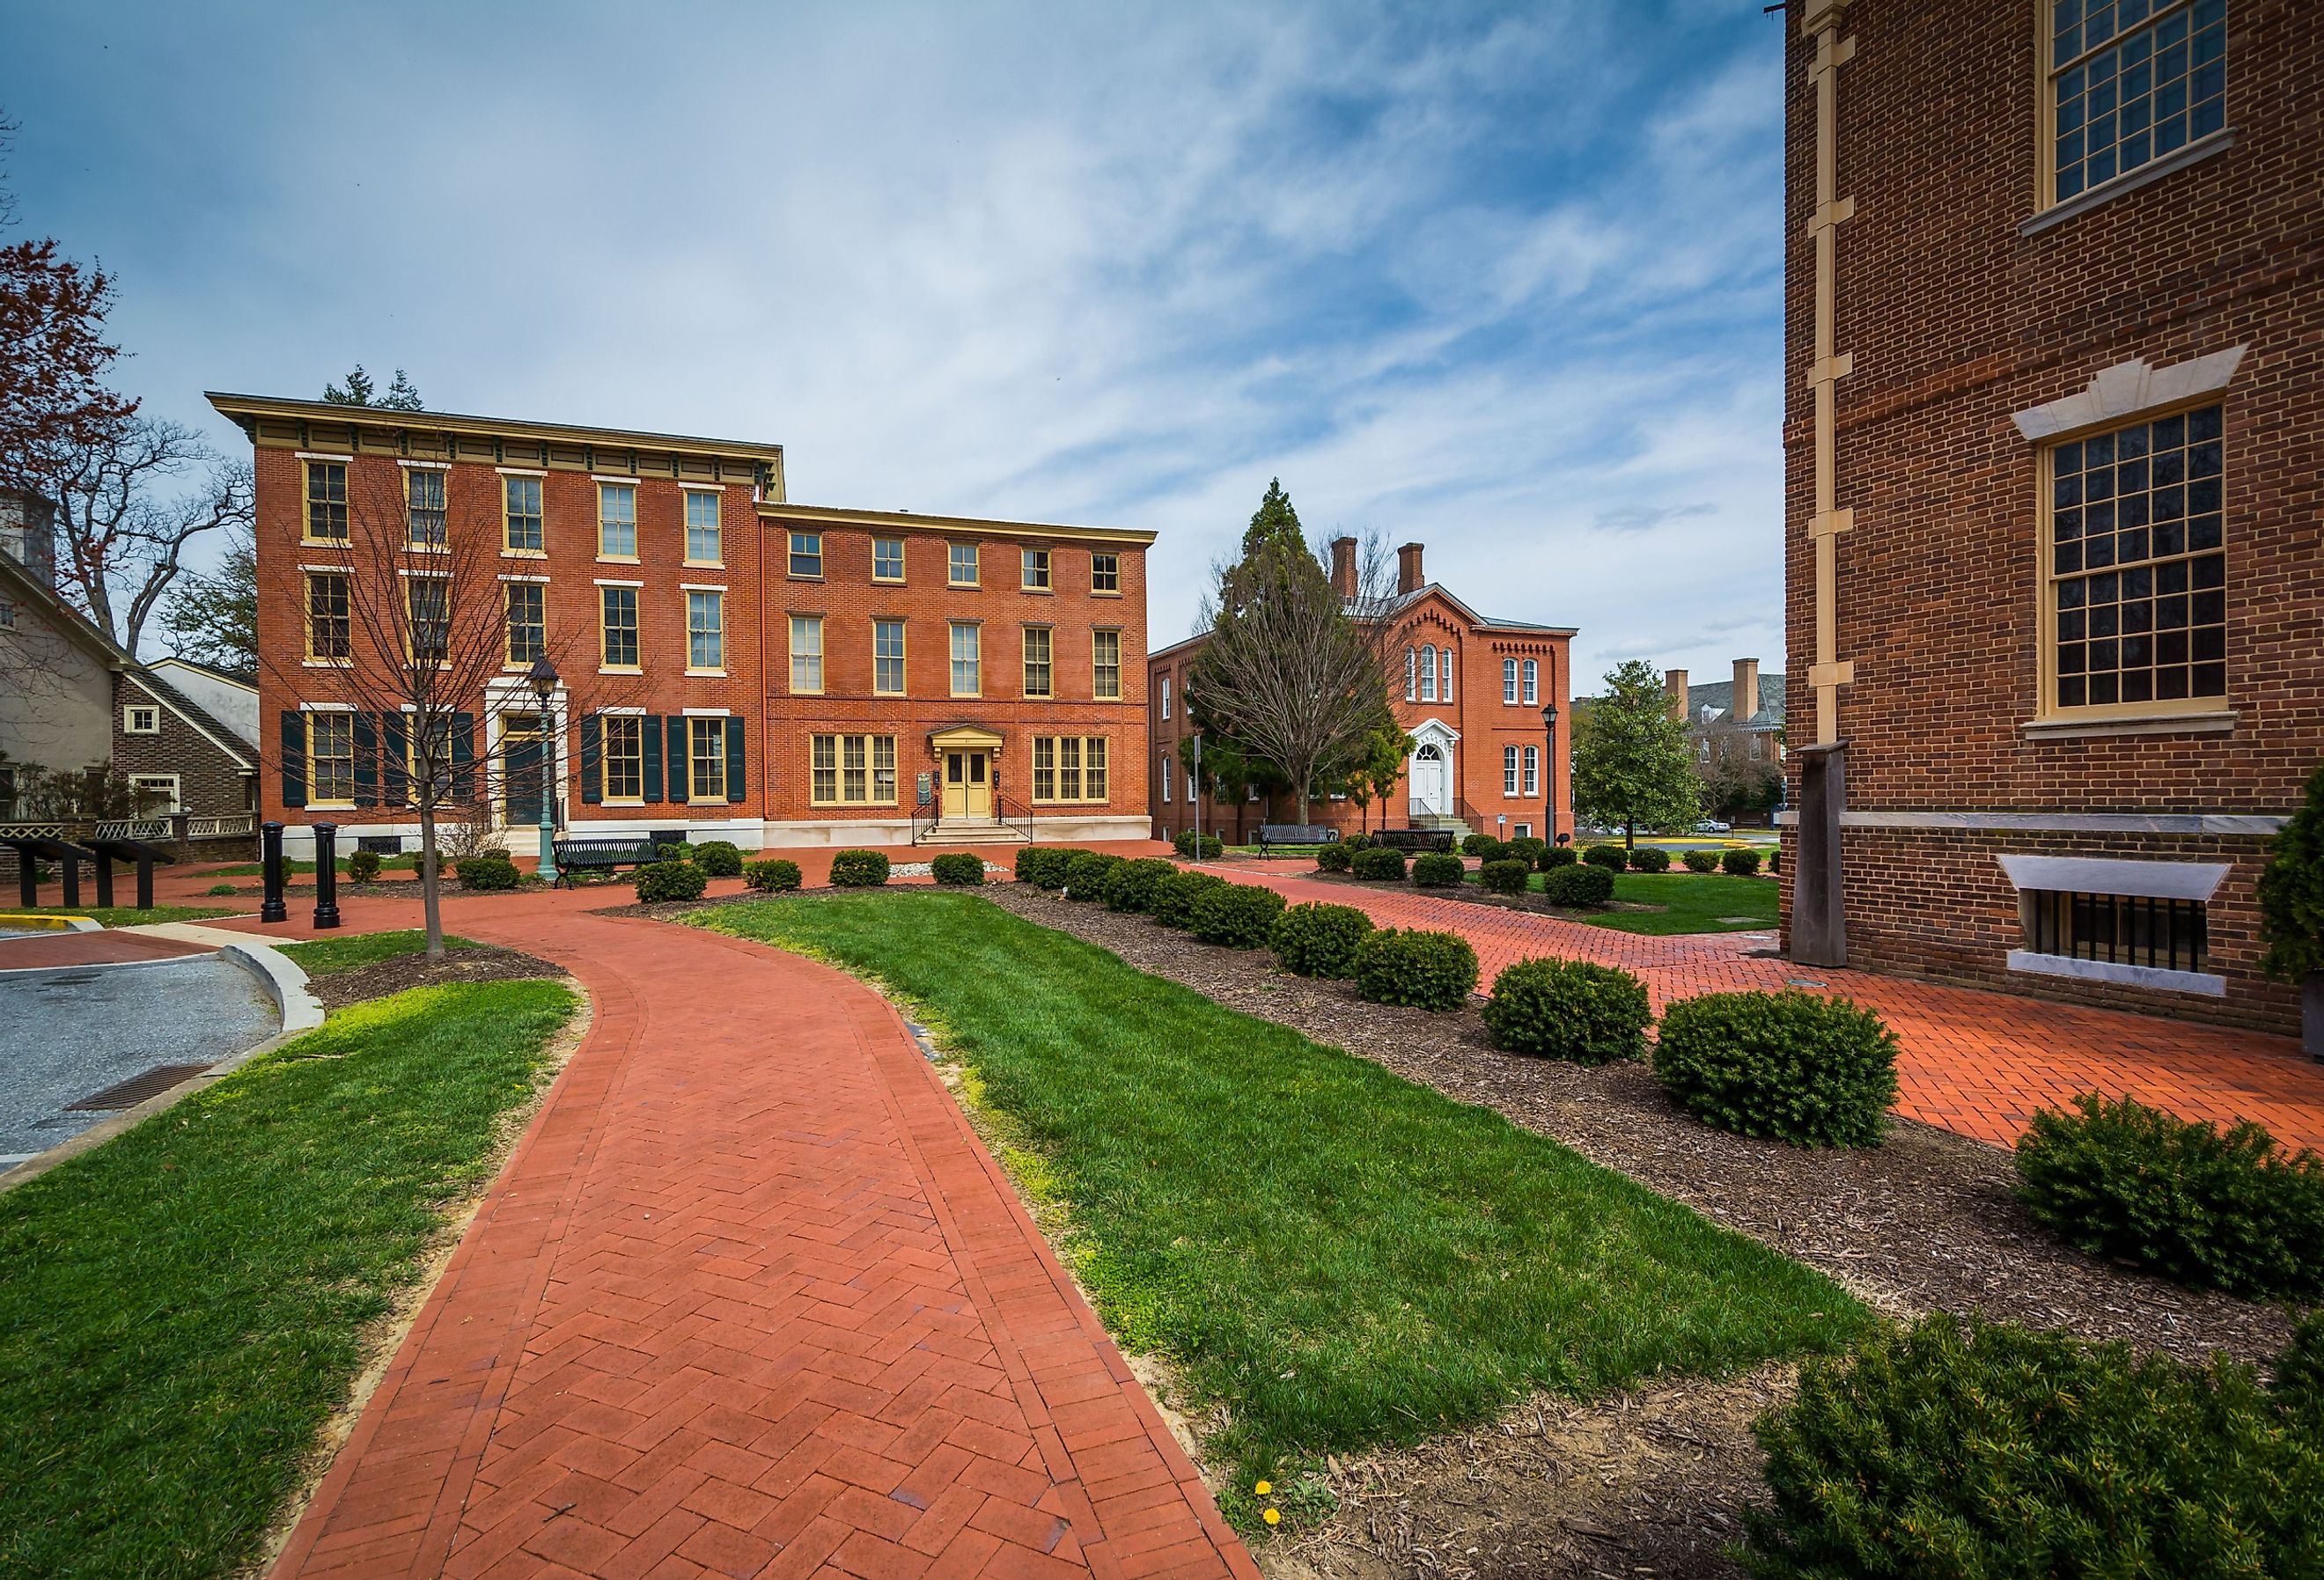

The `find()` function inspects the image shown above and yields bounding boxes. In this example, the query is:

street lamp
[1540,702,1560,844]
[527,657,560,886]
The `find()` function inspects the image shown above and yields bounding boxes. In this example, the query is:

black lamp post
[1540,702,1560,844]
[527,657,560,885]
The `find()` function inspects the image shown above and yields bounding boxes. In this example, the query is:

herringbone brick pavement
[268,897,1255,1580]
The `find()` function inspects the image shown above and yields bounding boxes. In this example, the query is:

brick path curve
[272,898,1255,1580]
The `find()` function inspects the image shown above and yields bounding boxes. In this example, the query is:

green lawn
[0,980,576,1580]
[3,905,233,928]
[280,930,480,978]
[1473,871,1778,936]
[696,893,1864,1498]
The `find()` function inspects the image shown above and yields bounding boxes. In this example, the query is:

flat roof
[762,502,1157,547]
[205,392,784,467]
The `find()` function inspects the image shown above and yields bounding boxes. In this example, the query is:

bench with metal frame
[548,836,661,887]
[1372,827,1456,854]
[80,834,178,910]
[1254,823,1342,854]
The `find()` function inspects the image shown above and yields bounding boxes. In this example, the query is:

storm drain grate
[67,1063,213,1111]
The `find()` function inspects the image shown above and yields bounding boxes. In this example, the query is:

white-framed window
[597,482,637,558]
[1160,674,1172,720]
[122,703,161,735]
[950,621,981,696]
[1439,646,1452,703]
[790,614,823,694]
[1522,658,1539,704]
[1187,769,1195,802]
[1503,746,1519,796]
[1161,755,1173,802]
[1405,647,1417,701]
[874,619,906,695]
[688,591,724,672]
[1420,646,1437,702]
[873,537,906,582]
[1514,822,1533,839]
[129,773,180,813]
[685,490,723,564]
[1503,658,1519,703]
[1523,745,1540,797]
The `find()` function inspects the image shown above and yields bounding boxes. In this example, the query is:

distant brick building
[1781,0,2320,1033]
[1150,539,1575,844]
[1670,659,1788,826]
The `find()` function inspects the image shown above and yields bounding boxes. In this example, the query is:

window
[404,468,446,547]
[789,531,822,577]
[1523,745,1540,797]
[1439,646,1452,703]
[502,475,544,552]
[873,537,906,582]
[129,773,180,813]
[300,459,349,543]
[1406,647,1417,701]
[684,490,723,564]
[2026,889,2209,973]
[1022,547,1052,590]
[1504,746,1520,796]
[1420,646,1437,702]
[1522,658,1539,705]
[688,591,724,672]
[309,711,356,805]
[407,577,450,663]
[688,717,727,802]
[0,764,14,819]
[504,582,546,665]
[790,614,823,693]
[1030,736,1107,803]
[602,715,644,802]
[950,621,981,695]
[305,572,350,661]
[2048,402,2225,712]
[874,619,906,694]
[1092,628,1122,701]
[600,586,640,669]
[1161,754,1172,802]
[1186,768,1195,803]
[1503,658,1519,703]
[1022,625,1053,698]
[948,541,980,586]
[1750,734,1765,761]
[1092,552,1120,593]
[1515,823,1533,839]
[123,703,161,735]
[2048,0,2225,204]
[0,599,12,628]
[598,482,636,558]
[811,733,897,805]
[1160,674,1172,720]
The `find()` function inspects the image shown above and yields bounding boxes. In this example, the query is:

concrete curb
[0,913,101,933]
[0,929,323,1196]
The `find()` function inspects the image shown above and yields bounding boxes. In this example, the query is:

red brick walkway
[1199,863,2324,1153]
[270,896,1255,1580]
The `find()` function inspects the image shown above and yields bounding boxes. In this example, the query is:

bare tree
[1191,530,1401,822]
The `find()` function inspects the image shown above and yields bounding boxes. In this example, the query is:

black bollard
[311,822,342,930]
[260,821,288,923]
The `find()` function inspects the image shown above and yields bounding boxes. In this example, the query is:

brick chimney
[1732,657,1761,723]
[1329,536,1357,599]
[1396,541,1425,595]
[1666,668,1688,721]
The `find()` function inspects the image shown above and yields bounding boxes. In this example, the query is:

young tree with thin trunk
[1572,659,1701,850]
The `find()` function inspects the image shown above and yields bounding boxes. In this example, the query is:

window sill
[404,543,450,555]
[599,665,643,676]
[308,801,357,812]
[686,667,728,678]
[948,582,982,591]
[683,560,725,570]
[2020,128,2238,238]
[300,537,352,549]
[502,547,548,559]
[811,803,902,811]
[788,572,825,583]
[2006,949,2225,997]
[2020,709,2236,740]
[602,797,647,807]
[1021,586,1055,595]
[598,554,640,565]
[1091,590,1122,599]
[302,658,352,669]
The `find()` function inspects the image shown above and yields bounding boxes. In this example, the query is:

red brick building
[1780,0,2320,1033]
[210,393,1154,857]
[1149,539,1574,845]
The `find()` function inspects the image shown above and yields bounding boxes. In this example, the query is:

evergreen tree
[2260,761,2324,982]
[158,521,256,675]
[1572,660,1701,849]
[1242,477,1305,556]
[323,365,423,409]
[380,368,424,411]
[322,364,376,406]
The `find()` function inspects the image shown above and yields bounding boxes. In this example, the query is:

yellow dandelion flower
[1254,1481,1271,1495]
[1263,1508,1281,1525]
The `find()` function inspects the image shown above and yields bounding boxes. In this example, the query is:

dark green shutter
[641,715,663,803]
[352,713,378,807]
[580,716,603,805]
[666,717,689,803]
[451,712,476,802]
[724,718,746,804]
[382,715,408,805]
[279,711,306,807]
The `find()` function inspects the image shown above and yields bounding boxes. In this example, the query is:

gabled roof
[1383,583,1578,637]
[124,667,258,771]
[1688,672,1789,731]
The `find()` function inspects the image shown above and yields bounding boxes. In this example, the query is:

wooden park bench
[1373,827,1456,853]
[549,836,661,887]
[1254,823,1342,853]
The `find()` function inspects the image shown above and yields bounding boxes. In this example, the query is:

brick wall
[113,673,254,815]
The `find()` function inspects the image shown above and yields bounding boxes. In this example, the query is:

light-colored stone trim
[1775,809,2284,835]
[2011,347,2246,441]
[2019,127,2238,238]
[2020,710,2237,739]
[1995,853,2230,900]
[2006,949,2225,997]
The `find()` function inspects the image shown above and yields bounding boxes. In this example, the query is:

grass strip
[697,893,1864,1492]
[0,979,576,1580]
[1470,871,1779,935]
[7,905,233,928]
[280,930,480,978]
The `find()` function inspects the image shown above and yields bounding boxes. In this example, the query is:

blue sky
[4,1,1789,686]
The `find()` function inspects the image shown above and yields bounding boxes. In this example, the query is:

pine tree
[322,364,376,406]
[1242,477,1305,557]
[380,369,424,411]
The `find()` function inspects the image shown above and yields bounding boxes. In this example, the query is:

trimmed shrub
[1351,846,1408,881]
[1063,850,1123,900]
[2278,1312,2324,1433]
[743,858,802,893]
[692,839,744,878]
[1627,846,1672,872]
[2013,1094,2324,1299]
[1100,856,1176,913]
[1270,903,1374,978]
[1507,836,1548,870]
[1541,863,1615,908]
[1654,990,1899,1147]
[1483,959,1652,1064]
[1151,869,1227,930]
[455,854,521,892]
[930,852,985,886]
[657,841,695,862]
[1746,1312,2324,1580]
[346,849,383,884]
[1014,846,1071,888]
[1582,843,1629,871]
[828,849,891,887]
[1412,851,1466,887]
[1722,847,1763,876]
[1344,832,1372,851]
[1173,829,1224,859]
[1461,833,1505,860]
[1683,849,1721,873]
[206,882,239,896]
[1352,928,1480,1011]
[1313,843,1354,873]
[635,860,707,903]
[1768,849,1781,874]
[1478,859,1530,896]
[1190,882,1286,948]
[1541,844,1578,867]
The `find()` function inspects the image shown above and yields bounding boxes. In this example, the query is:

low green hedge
[1189,882,1286,948]
[1173,829,1224,859]
[1582,843,1629,871]
[1747,1312,2324,1579]
[1412,851,1466,887]
[930,852,985,886]
[1269,903,1374,978]
[1683,849,1721,873]
[1628,846,1672,872]
[1654,990,1898,1148]
[636,860,707,903]
[829,849,891,886]
[2014,1094,2324,1300]
[1352,928,1480,1012]
[1314,843,1354,873]
[346,849,382,884]
[1723,848,1763,876]
[1542,863,1615,908]
[1478,859,1530,895]
[1063,850,1123,900]
[1100,856,1177,913]
[1351,847,1407,881]
[1151,869,1228,930]
[1541,845,1578,867]
[1014,846,1071,888]
[692,839,744,878]
[1483,959,1652,1064]
[1507,836,1548,870]
[1461,834,1506,860]
[456,854,520,892]
[743,858,802,893]
[657,841,695,862]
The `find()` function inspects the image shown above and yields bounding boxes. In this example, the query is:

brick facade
[1781,0,2323,1033]
[113,670,256,816]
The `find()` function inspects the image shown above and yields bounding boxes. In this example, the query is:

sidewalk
[269,892,1255,1580]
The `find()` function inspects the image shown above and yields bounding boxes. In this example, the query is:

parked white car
[1694,819,1732,834]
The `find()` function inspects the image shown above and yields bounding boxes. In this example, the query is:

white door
[1408,743,1447,817]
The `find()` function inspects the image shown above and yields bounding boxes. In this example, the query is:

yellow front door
[944,750,992,819]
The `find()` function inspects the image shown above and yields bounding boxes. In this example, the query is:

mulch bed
[306,946,565,1010]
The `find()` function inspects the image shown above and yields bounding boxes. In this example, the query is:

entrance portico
[1406,717,1459,819]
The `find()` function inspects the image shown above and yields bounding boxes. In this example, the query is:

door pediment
[930,724,1005,752]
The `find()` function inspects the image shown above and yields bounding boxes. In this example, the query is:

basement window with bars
[2025,888,2209,974]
